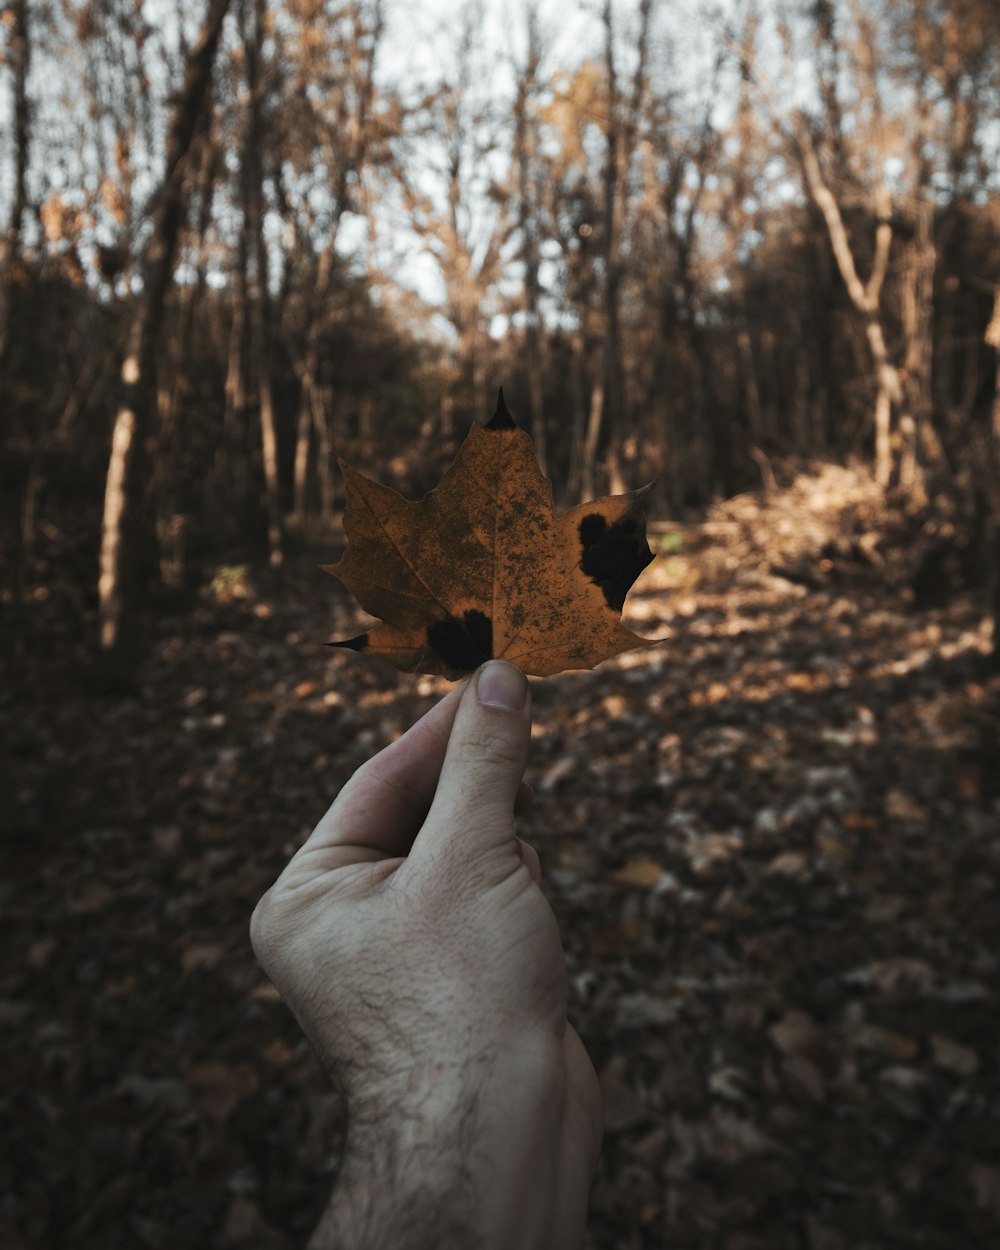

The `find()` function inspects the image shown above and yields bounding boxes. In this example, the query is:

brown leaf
[970,1163,1000,1217]
[189,1062,259,1124]
[181,943,223,973]
[250,980,282,1002]
[325,390,657,677]
[930,1035,979,1076]
[223,1194,285,1247]
[782,1055,825,1102]
[611,856,669,889]
[769,1010,821,1056]
[599,1054,649,1133]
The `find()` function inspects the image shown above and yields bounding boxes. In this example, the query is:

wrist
[309,1107,479,1250]
[312,1043,572,1250]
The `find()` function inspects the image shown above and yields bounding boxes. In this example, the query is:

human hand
[250,660,602,1250]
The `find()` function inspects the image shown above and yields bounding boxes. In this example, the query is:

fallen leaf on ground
[930,1035,979,1076]
[612,856,670,889]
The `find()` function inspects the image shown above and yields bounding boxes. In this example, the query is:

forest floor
[3,463,1000,1250]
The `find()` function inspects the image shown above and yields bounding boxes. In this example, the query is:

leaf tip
[328,633,370,653]
[486,386,517,431]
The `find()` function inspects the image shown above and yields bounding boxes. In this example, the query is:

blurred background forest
[1,0,999,660]
[4,2,1000,1249]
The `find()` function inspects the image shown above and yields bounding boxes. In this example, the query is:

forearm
[309,1051,581,1250]
[309,1107,482,1250]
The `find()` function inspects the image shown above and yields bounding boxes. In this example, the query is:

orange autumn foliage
[324,390,658,678]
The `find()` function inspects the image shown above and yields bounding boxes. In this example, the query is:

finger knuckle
[461,725,523,769]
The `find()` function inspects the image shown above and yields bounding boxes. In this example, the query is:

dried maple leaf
[324,390,657,678]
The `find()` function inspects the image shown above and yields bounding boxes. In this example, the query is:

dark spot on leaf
[578,511,654,610]
[330,633,369,652]
[578,514,607,548]
[428,610,493,672]
[486,387,516,431]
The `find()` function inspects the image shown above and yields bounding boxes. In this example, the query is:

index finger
[300,680,468,862]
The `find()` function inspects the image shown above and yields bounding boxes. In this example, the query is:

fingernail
[477,661,528,711]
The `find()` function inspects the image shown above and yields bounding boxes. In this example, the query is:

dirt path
[3,474,999,1248]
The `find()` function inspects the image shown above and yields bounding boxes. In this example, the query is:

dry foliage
[6,466,998,1248]
[326,392,657,676]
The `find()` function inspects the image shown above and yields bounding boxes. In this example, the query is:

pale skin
[250,660,603,1250]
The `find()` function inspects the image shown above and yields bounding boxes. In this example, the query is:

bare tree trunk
[289,1,381,518]
[441,389,454,443]
[357,394,374,460]
[564,328,584,501]
[293,240,338,518]
[242,0,283,566]
[220,261,248,518]
[793,351,810,454]
[581,381,604,502]
[986,285,1000,668]
[527,343,545,469]
[598,0,621,479]
[18,457,44,589]
[990,290,1000,448]
[471,332,487,416]
[899,200,936,501]
[98,0,231,655]
[154,128,217,534]
[256,329,283,564]
[596,0,651,489]
[312,385,335,521]
[5,0,35,585]
[292,400,312,519]
[788,92,914,489]
[897,413,919,495]
[223,227,248,442]
[874,380,892,487]
[990,518,1000,673]
[514,3,548,475]
[0,0,31,373]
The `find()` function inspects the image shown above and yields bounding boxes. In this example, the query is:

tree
[398,1,513,433]
[239,0,283,566]
[761,3,912,490]
[284,0,384,522]
[98,0,232,655]
[641,42,727,503]
[584,0,652,499]
[740,0,999,495]
[986,258,1000,668]
[0,0,31,374]
[512,1,549,475]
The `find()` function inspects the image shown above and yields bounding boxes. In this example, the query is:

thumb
[413,661,531,871]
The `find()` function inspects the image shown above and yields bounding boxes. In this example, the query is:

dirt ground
[3,466,999,1249]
